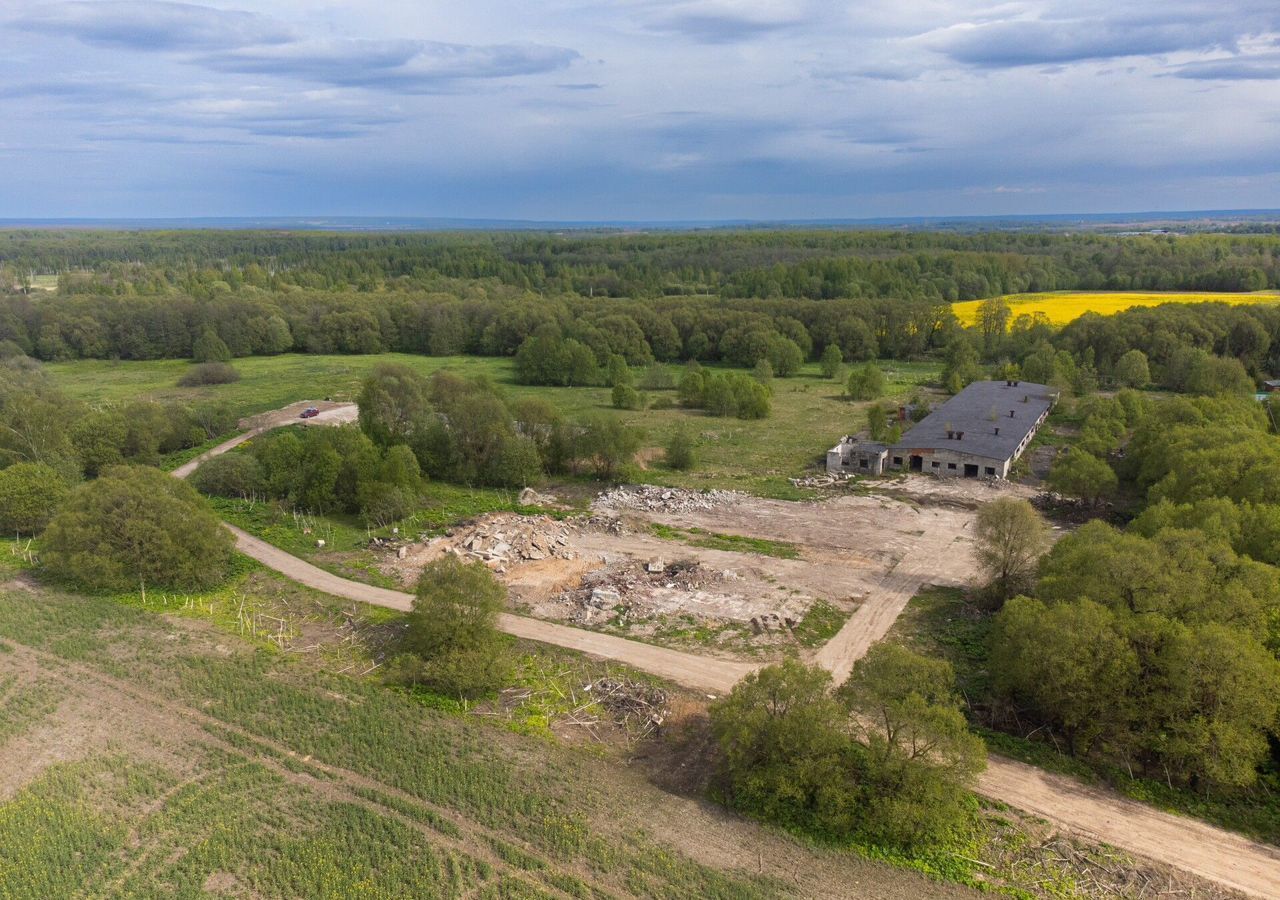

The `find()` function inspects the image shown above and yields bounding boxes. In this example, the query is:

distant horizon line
[2,208,1279,232]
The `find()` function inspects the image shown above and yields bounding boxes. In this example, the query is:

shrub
[664,428,696,471]
[358,482,416,527]
[611,382,642,410]
[1113,349,1150,388]
[765,336,804,377]
[752,358,773,388]
[678,366,706,408]
[0,462,69,534]
[846,362,885,401]
[483,434,544,489]
[190,400,238,438]
[732,375,771,419]
[578,414,642,479]
[192,453,264,499]
[606,354,632,387]
[820,344,843,379]
[400,555,512,698]
[177,362,240,387]
[42,465,234,591]
[640,362,675,391]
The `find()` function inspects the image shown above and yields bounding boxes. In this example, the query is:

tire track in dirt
[0,639,602,900]
[176,407,1280,898]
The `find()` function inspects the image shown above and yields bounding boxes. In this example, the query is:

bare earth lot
[382,484,984,671]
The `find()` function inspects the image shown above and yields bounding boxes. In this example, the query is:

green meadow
[47,353,942,496]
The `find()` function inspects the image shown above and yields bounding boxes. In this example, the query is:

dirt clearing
[378,484,982,659]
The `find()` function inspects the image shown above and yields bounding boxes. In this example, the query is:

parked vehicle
[300,407,320,419]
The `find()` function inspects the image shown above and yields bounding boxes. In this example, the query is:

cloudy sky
[2,1,1279,219]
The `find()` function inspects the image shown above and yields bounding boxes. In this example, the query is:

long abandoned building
[827,379,1056,479]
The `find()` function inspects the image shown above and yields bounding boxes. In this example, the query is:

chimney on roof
[1009,409,1015,417]
[994,426,1000,436]
[956,431,964,440]
[1023,395,1029,402]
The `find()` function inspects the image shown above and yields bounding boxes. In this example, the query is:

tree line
[192,365,647,526]
[0,286,952,368]
[3,229,1278,300]
[973,391,1280,797]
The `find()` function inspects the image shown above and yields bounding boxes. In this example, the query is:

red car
[299,407,320,419]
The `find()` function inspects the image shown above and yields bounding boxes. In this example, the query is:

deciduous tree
[846,362,885,401]
[43,465,234,591]
[400,555,511,699]
[0,462,69,534]
[972,497,1050,604]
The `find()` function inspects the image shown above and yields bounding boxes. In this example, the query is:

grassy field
[0,584,796,898]
[952,290,1280,327]
[0,551,1009,900]
[46,353,942,497]
[0,545,1191,899]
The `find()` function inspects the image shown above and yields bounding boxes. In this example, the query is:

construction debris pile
[790,472,856,489]
[595,485,745,514]
[557,558,715,625]
[439,514,578,571]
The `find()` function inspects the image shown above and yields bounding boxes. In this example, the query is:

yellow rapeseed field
[952,291,1280,328]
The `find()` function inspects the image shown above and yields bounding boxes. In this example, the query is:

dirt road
[172,402,358,480]
[229,525,757,692]
[812,563,936,685]
[175,408,1280,897]
[979,758,1280,899]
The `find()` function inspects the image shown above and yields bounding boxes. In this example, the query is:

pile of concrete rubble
[557,558,717,625]
[441,514,577,569]
[595,485,744,514]
[790,472,856,488]
[580,558,709,607]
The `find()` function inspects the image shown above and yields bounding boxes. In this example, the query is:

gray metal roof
[891,380,1055,462]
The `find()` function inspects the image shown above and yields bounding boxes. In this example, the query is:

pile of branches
[563,677,669,742]
[992,829,1236,899]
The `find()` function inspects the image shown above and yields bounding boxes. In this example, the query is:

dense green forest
[1,230,1278,391]
[3,229,1279,298]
